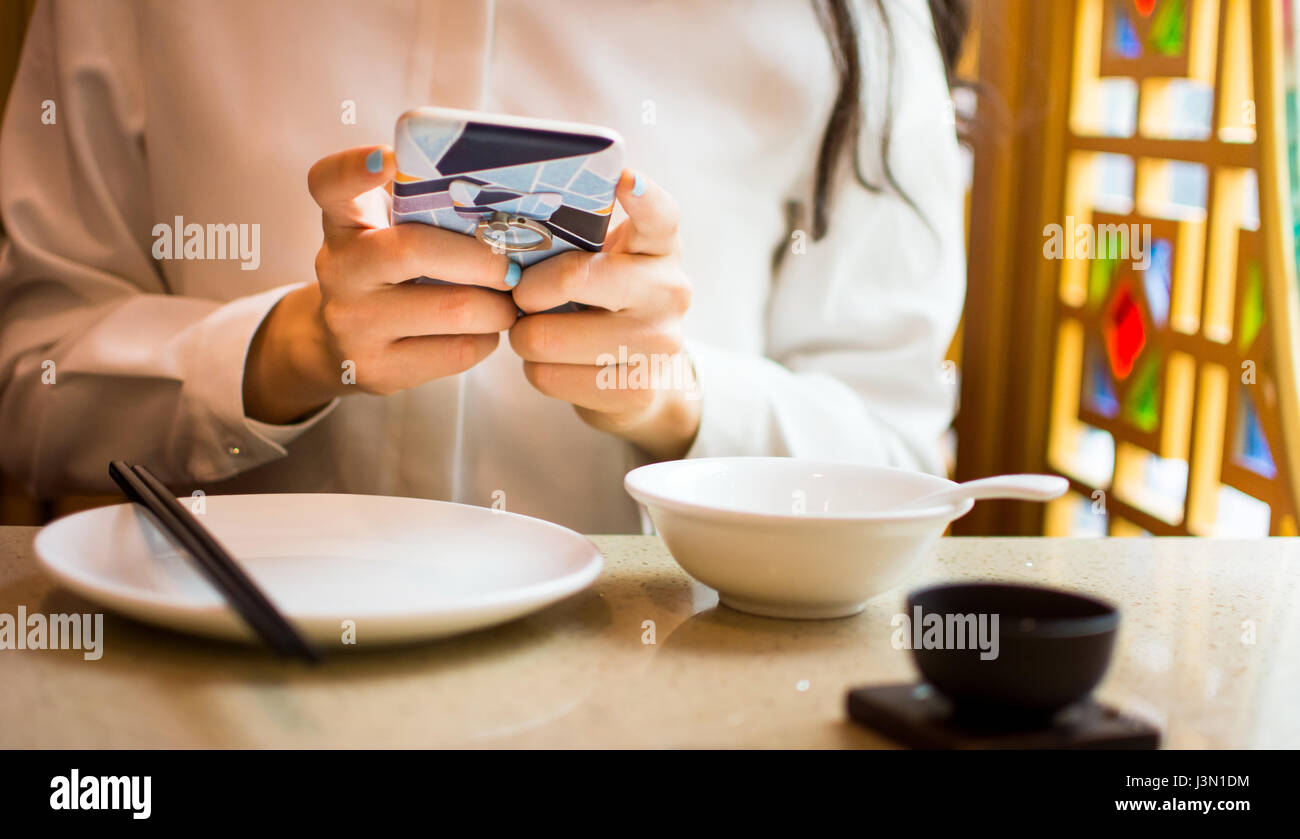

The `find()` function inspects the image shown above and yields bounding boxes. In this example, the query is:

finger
[509,310,681,365]
[333,284,517,339]
[329,223,519,291]
[372,333,501,391]
[609,169,680,256]
[308,145,394,236]
[511,250,688,315]
[522,361,658,416]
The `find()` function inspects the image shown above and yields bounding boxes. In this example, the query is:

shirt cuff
[180,282,337,481]
[682,340,782,460]
[245,404,338,447]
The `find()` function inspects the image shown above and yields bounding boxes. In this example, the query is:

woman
[0,0,967,533]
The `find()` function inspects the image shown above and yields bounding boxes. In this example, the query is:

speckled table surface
[1,527,1296,748]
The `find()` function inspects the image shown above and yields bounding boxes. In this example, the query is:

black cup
[906,582,1119,725]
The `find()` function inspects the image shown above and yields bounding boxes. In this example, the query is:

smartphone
[393,107,626,281]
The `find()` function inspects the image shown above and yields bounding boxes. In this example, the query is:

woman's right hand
[243,145,520,424]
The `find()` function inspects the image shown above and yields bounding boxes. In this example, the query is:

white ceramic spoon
[898,474,1069,512]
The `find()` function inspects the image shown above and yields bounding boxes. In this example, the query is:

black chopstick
[109,461,321,662]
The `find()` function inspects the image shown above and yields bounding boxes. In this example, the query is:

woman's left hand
[509,170,699,461]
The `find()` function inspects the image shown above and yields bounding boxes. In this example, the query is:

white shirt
[0,0,965,533]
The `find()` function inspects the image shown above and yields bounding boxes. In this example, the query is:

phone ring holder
[475,212,553,253]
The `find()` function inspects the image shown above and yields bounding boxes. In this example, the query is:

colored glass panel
[1235,386,1277,478]
[1113,6,1142,58]
[1238,260,1265,352]
[1122,353,1161,432]
[1104,284,1147,379]
[1143,238,1172,327]
[1089,231,1122,308]
[1135,0,1156,16]
[1149,0,1186,57]
[1089,256,1116,308]
[1084,344,1120,418]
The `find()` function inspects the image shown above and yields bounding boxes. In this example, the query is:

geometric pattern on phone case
[394,115,623,267]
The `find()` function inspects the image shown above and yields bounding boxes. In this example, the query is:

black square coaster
[846,683,1160,750]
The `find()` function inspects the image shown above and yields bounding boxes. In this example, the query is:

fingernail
[365,148,383,174]
[505,261,521,288]
[631,171,646,197]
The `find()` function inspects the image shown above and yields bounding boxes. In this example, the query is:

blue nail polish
[505,261,521,288]
[631,172,646,197]
[365,149,383,173]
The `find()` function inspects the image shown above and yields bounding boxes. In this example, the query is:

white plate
[34,493,603,646]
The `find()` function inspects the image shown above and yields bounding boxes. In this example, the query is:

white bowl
[624,457,974,619]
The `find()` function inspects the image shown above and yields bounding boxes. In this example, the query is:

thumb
[611,169,680,256]
[307,145,395,237]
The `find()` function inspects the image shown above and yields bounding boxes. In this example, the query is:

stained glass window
[1237,259,1264,351]
[1085,342,1121,418]
[1148,0,1187,57]
[1144,237,1173,326]
[1100,0,1194,80]
[1121,353,1162,432]
[1114,7,1143,59]
[1047,0,1297,537]
[1104,283,1147,379]
[1234,385,1277,479]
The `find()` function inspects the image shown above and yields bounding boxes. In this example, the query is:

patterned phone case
[392,108,625,269]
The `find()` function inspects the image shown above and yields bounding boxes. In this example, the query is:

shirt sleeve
[684,0,965,475]
[0,2,328,497]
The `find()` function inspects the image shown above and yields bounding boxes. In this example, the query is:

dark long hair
[810,0,970,240]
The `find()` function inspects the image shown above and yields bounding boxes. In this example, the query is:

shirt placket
[408,0,495,109]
